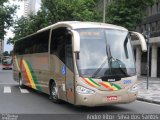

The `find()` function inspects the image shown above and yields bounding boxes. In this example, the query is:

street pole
[146,27,150,90]
[103,0,106,23]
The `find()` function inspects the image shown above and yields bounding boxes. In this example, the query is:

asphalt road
[0,65,160,120]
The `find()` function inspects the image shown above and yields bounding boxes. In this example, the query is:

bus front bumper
[75,90,137,107]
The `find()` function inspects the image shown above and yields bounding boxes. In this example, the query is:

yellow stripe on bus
[15,56,20,71]
[103,82,112,87]
[86,79,98,87]
[103,82,117,90]
[22,60,36,89]
[112,86,118,90]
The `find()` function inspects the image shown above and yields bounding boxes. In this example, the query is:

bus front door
[65,36,75,104]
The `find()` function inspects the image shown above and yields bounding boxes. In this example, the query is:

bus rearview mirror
[131,32,147,52]
[71,30,80,53]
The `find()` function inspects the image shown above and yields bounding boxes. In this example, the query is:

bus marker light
[128,84,139,92]
[76,86,95,94]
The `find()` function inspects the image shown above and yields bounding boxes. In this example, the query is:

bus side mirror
[71,30,80,53]
[131,31,147,52]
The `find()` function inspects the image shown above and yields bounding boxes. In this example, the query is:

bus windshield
[75,28,136,79]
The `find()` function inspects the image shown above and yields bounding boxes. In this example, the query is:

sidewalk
[137,76,160,104]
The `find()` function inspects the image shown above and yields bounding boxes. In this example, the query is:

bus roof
[37,21,128,32]
[15,21,128,43]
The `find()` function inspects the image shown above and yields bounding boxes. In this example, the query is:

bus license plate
[107,96,117,101]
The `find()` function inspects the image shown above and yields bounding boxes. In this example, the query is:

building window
[145,24,151,32]
[157,21,160,31]
[146,8,150,17]
[156,2,159,13]
[150,5,153,15]
[152,4,156,15]
[136,26,140,32]
[158,1,160,13]
[140,25,143,33]
[151,22,156,32]
[143,24,147,32]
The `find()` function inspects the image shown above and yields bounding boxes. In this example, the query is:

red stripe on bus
[21,62,31,87]
[99,82,114,91]
[82,77,96,88]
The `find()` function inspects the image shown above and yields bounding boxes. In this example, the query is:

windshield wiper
[98,48,129,79]
[112,58,129,77]
[91,57,108,78]
[92,33,130,79]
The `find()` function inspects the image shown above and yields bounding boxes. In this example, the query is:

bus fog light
[76,86,95,94]
[128,84,139,92]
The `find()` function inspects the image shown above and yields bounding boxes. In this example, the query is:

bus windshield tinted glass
[75,28,136,79]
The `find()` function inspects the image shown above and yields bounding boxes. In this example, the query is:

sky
[4,0,24,52]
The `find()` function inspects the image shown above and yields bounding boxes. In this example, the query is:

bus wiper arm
[107,44,128,77]
[112,58,129,77]
[91,57,108,78]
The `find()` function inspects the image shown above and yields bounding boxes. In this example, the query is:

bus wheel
[50,82,60,103]
[19,76,24,88]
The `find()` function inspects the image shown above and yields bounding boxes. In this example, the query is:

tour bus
[2,56,12,70]
[13,21,147,106]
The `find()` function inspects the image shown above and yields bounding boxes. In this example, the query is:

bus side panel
[13,55,21,82]
[50,55,67,101]
[65,67,75,104]
[32,53,50,94]
[21,53,50,93]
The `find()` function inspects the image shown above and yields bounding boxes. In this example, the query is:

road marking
[4,86,11,93]
[19,87,30,93]
[0,83,18,85]
[137,100,160,106]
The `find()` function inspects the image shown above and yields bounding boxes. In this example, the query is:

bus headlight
[76,86,95,94]
[128,84,139,92]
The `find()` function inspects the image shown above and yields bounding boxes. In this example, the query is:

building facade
[98,0,160,78]
[134,0,160,77]
[24,0,41,17]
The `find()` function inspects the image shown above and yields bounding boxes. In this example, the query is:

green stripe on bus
[112,83,121,90]
[26,60,42,91]
[89,78,100,87]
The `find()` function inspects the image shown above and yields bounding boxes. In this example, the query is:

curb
[137,97,160,105]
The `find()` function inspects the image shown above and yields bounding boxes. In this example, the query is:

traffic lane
[0,69,17,85]
[1,84,160,114]
[0,84,132,114]
[0,68,160,114]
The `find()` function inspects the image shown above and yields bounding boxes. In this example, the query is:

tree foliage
[106,0,155,30]
[10,0,101,43]
[0,0,17,40]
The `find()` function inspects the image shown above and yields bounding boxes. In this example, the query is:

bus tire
[19,75,24,88]
[50,82,60,103]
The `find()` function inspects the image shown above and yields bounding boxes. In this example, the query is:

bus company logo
[107,96,117,101]
[107,79,115,82]
[123,80,132,84]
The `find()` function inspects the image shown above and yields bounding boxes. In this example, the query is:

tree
[41,0,100,22]
[10,0,101,43]
[0,0,17,40]
[106,0,155,30]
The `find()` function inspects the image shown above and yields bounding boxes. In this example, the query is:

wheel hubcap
[19,78,22,86]
[51,85,58,100]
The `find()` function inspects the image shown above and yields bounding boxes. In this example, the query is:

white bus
[13,21,147,106]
